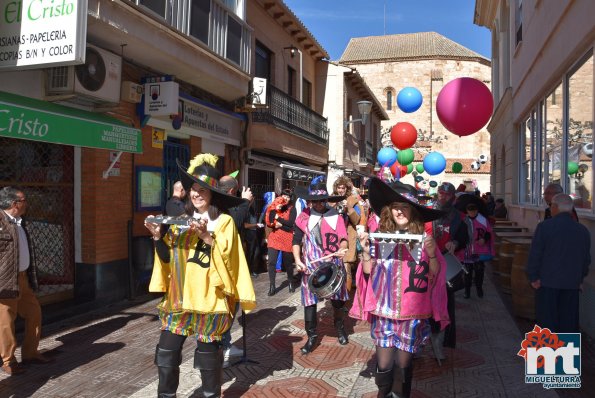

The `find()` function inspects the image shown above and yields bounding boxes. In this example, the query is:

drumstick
[310,248,348,264]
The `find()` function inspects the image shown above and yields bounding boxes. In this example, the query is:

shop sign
[0,0,87,70]
[0,91,142,153]
[144,81,179,116]
[181,99,233,138]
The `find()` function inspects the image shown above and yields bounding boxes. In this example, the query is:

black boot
[390,365,413,398]
[193,346,223,398]
[332,301,348,345]
[475,262,485,298]
[374,367,393,397]
[463,263,473,298]
[287,264,296,293]
[268,283,276,296]
[301,305,318,354]
[154,345,182,398]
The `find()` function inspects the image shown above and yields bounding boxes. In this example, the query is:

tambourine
[307,262,346,299]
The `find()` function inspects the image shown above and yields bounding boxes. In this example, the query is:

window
[255,41,272,82]
[190,0,210,44]
[543,82,563,194]
[287,66,296,98]
[519,50,594,212]
[226,15,242,65]
[140,0,166,17]
[520,115,535,204]
[567,52,593,210]
[386,91,392,111]
[302,79,312,108]
[515,0,523,46]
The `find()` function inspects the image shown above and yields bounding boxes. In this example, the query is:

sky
[283,0,492,61]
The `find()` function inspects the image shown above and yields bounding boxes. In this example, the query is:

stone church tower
[339,32,492,193]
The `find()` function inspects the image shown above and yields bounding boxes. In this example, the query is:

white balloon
[478,154,488,164]
[471,161,481,171]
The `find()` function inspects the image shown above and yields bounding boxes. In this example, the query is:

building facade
[339,32,492,194]
[0,0,255,306]
[323,63,389,190]
[475,0,595,337]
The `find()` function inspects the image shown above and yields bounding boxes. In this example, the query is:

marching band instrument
[144,215,214,232]
[307,262,346,299]
[369,232,423,242]
[443,252,467,292]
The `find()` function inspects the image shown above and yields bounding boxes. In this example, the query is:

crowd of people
[2,151,589,398]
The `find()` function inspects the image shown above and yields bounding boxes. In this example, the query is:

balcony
[359,141,374,164]
[252,85,329,145]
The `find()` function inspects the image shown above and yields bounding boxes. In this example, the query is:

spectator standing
[0,187,53,376]
[493,198,508,219]
[543,183,578,221]
[526,193,590,333]
[165,181,186,216]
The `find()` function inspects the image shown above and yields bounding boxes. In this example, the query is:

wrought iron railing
[252,85,329,145]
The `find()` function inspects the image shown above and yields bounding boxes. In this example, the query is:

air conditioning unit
[45,44,122,107]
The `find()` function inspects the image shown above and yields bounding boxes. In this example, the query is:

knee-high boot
[475,262,485,297]
[390,365,413,398]
[287,263,297,293]
[374,367,393,397]
[193,346,223,398]
[332,300,348,345]
[301,305,318,354]
[463,263,473,298]
[154,345,182,398]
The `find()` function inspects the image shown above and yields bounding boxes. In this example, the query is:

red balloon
[390,162,408,179]
[436,77,494,137]
[390,122,418,150]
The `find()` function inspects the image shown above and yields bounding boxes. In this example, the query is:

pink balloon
[436,77,494,137]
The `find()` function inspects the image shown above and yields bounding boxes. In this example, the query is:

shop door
[0,137,74,304]
[162,140,189,209]
[248,168,274,219]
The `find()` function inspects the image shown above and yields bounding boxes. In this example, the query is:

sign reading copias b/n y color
[0,0,87,70]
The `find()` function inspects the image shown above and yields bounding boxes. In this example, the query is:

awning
[0,91,142,153]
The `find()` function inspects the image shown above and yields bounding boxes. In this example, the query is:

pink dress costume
[368,236,449,352]
[295,207,349,306]
[292,182,349,354]
[461,213,495,298]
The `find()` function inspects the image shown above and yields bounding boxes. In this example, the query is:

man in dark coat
[527,193,590,333]
[165,181,186,216]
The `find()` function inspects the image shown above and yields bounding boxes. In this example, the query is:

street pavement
[0,269,589,397]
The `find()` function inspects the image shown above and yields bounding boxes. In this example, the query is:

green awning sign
[0,91,142,153]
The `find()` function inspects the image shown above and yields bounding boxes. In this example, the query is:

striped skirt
[159,310,233,343]
[370,316,430,353]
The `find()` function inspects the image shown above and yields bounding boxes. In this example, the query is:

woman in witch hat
[357,177,449,398]
[292,182,350,354]
[144,154,256,398]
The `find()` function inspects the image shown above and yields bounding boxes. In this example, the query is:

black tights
[158,330,219,353]
[376,347,413,371]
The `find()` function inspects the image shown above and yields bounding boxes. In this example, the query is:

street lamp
[344,100,373,130]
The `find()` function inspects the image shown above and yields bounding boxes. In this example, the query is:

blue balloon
[423,152,446,175]
[397,87,423,113]
[377,147,397,167]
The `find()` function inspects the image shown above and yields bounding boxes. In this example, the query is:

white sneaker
[224,345,244,358]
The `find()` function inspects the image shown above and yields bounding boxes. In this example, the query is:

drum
[443,253,466,292]
[307,262,346,299]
